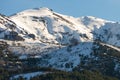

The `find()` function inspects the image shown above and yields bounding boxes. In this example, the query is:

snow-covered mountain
[0,7,120,71]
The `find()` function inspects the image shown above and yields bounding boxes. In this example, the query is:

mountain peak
[33,7,52,11]
[13,7,53,17]
[0,8,120,72]
[81,16,107,22]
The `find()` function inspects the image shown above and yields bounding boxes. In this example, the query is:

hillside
[0,7,120,79]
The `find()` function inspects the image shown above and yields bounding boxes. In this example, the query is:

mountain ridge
[10,8,120,47]
[0,7,120,72]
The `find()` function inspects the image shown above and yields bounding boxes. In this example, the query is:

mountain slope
[0,7,120,72]
[10,8,120,47]
[10,7,93,44]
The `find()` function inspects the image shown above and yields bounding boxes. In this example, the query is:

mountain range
[0,7,120,79]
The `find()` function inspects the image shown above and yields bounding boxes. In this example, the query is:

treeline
[0,41,120,80]
[0,41,20,80]
[13,70,118,80]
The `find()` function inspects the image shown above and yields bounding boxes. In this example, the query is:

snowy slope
[11,71,48,80]
[0,14,26,41]
[10,8,120,47]
[10,7,93,44]
[0,7,120,71]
